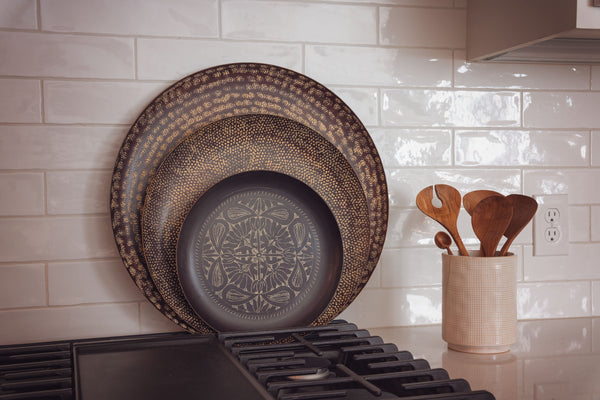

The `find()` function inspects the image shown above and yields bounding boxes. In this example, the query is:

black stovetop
[0,320,495,400]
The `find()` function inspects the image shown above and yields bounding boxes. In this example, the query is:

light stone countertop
[369,317,600,400]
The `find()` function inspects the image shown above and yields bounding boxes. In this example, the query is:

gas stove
[0,320,494,400]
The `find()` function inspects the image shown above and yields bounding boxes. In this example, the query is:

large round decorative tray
[110,63,388,331]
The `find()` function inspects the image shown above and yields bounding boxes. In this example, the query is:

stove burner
[0,321,496,400]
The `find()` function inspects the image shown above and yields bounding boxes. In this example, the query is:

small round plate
[177,171,342,331]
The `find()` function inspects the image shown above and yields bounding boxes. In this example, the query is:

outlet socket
[533,194,569,256]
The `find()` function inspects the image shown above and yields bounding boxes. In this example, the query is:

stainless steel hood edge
[467,0,600,63]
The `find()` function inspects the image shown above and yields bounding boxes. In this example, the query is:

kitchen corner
[1,0,600,399]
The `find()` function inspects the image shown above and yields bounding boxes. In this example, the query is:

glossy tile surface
[380,6,465,48]
[370,317,600,400]
[137,38,302,80]
[382,89,520,127]
[1,0,600,344]
[455,130,588,166]
[0,32,134,79]
[0,79,41,123]
[0,125,126,170]
[46,170,112,214]
[0,264,46,309]
[222,1,377,44]
[524,92,600,128]
[48,260,144,305]
[41,0,219,37]
[371,128,451,166]
[0,173,44,216]
[43,81,165,124]
[0,0,37,29]
[306,45,452,87]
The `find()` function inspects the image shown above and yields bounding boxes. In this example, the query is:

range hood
[467,0,600,63]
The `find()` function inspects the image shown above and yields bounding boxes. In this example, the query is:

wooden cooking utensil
[416,185,468,256]
[471,195,513,257]
[499,194,538,256]
[434,231,453,255]
[463,189,502,216]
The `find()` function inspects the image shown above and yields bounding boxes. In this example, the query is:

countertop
[370,317,600,400]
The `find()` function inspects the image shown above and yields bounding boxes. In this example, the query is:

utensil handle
[448,228,469,256]
[499,238,512,256]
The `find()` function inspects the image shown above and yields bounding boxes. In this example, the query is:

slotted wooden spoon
[472,195,513,257]
[416,184,468,256]
[499,194,538,256]
[463,189,502,216]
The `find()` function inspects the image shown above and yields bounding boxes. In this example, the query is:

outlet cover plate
[533,194,569,256]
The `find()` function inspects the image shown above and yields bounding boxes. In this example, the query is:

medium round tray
[110,63,388,331]
[142,114,370,332]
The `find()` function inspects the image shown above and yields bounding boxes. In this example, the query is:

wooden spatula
[472,195,513,257]
[463,189,502,216]
[416,184,468,256]
[499,194,538,256]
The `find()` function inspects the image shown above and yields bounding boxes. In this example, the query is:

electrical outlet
[533,194,569,256]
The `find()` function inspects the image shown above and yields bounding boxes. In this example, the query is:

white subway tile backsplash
[222,1,377,45]
[140,302,184,334]
[339,287,442,327]
[0,126,125,170]
[331,87,378,127]
[592,206,600,242]
[306,46,452,87]
[381,89,520,127]
[386,168,521,208]
[0,173,44,216]
[137,38,302,81]
[0,32,134,79]
[380,248,442,287]
[48,260,144,305]
[371,129,451,167]
[524,244,600,281]
[0,216,117,262]
[380,7,466,48]
[455,52,591,90]
[46,171,112,215]
[570,206,590,243]
[517,282,591,319]
[524,92,600,128]
[0,303,140,345]
[0,0,37,29]
[524,169,600,204]
[44,81,165,124]
[0,264,46,309]
[0,79,41,123]
[41,0,218,38]
[455,130,589,167]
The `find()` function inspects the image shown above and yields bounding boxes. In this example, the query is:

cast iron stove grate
[219,321,494,400]
[0,321,495,400]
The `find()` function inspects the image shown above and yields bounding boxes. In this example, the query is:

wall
[0,0,598,345]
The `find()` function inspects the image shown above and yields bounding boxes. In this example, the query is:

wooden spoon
[472,195,513,257]
[499,194,538,256]
[463,189,502,216]
[434,231,453,255]
[416,184,468,256]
